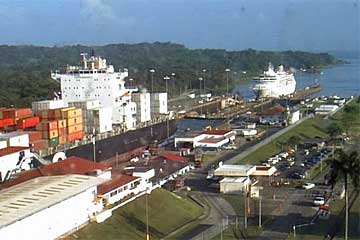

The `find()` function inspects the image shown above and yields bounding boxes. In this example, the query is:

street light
[202,69,207,93]
[171,73,177,95]
[145,188,150,240]
[164,76,170,94]
[225,68,231,96]
[92,128,96,163]
[198,77,203,115]
[149,69,155,92]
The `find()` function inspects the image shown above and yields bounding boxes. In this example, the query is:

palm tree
[327,149,359,240]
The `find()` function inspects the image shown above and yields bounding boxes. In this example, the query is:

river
[233,55,360,99]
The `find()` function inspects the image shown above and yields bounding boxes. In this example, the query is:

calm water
[234,56,360,99]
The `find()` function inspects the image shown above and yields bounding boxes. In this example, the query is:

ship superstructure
[252,63,296,98]
[51,53,138,130]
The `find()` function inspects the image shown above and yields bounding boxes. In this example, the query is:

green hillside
[0,43,339,107]
[70,188,203,240]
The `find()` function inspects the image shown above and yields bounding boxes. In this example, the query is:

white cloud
[81,0,117,21]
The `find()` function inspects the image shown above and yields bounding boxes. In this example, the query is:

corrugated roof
[257,104,286,116]
[0,147,29,157]
[97,174,139,195]
[198,137,225,144]
[161,152,186,162]
[0,174,106,229]
[0,156,108,189]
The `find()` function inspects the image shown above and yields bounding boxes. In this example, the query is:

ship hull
[52,119,177,162]
[253,80,296,98]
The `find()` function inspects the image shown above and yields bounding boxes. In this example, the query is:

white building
[220,177,251,194]
[51,53,138,130]
[0,174,106,240]
[214,164,256,177]
[150,93,168,115]
[0,147,33,182]
[315,104,339,115]
[132,93,151,123]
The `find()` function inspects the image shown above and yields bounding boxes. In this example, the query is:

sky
[0,0,358,51]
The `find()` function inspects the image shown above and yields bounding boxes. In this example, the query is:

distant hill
[0,43,339,107]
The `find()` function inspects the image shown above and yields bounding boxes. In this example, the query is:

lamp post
[164,76,170,94]
[149,69,155,92]
[198,77,203,115]
[202,69,207,93]
[225,68,231,96]
[171,72,177,95]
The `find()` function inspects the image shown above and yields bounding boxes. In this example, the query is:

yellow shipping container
[61,108,82,119]
[67,124,83,134]
[57,119,67,128]
[66,116,83,126]
[42,129,59,139]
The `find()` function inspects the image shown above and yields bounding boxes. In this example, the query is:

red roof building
[97,174,139,195]
[0,156,108,189]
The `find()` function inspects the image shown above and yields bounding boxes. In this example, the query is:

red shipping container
[31,139,49,151]
[67,131,83,142]
[0,119,3,128]
[2,108,32,119]
[0,108,8,119]
[2,118,14,127]
[17,116,40,129]
[36,121,58,131]
[26,131,43,143]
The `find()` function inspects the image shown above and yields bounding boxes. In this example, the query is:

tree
[326,122,343,139]
[327,150,359,240]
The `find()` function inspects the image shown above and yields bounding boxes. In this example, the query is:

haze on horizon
[0,0,358,52]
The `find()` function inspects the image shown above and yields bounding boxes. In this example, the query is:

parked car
[313,196,325,206]
[303,182,315,189]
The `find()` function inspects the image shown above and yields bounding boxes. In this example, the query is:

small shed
[220,177,251,194]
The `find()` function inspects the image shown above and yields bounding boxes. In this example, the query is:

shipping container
[67,131,83,142]
[0,132,30,147]
[67,124,83,134]
[26,131,43,142]
[58,135,67,145]
[69,100,101,110]
[61,108,82,119]
[32,100,67,114]
[38,109,58,120]
[0,140,7,149]
[31,139,49,151]
[1,118,15,127]
[48,137,59,147]
[17,116,40,129]
[42,129,59,139]
[66,116,83,126]
[57,119,67,128]
[2,108,32,119]
[58,127,67,137]
[36,121,58,131]
[0,108,8,119]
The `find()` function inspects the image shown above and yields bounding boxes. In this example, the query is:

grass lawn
[70,189,204,240]
[329,99,360,137]
[236,117,328,165]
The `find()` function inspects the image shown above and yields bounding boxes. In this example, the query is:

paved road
[227,114,314,164]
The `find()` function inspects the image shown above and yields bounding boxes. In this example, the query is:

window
[110,191,117,197]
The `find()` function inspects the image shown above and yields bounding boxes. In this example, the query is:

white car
[303,183,315,190]
[313,196,325,206]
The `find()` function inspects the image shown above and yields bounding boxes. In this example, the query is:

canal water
[233,55,360,99]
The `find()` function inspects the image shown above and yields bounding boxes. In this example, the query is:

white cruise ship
[252,63,296,98]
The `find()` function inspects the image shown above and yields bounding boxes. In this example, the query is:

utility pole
[164,76,170,95]
[202,69,207,93]
[244,192,247,229]
[198,77,203,115]
[92,128,96,163]
[259,198,262,228]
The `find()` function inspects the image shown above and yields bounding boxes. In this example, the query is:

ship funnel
[268,62,274,71]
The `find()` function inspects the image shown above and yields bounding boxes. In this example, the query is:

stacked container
[36,120,59,147]
[0,108,32,129]
[62,107,83,142]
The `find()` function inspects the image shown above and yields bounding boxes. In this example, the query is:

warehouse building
[0,174,107,240]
